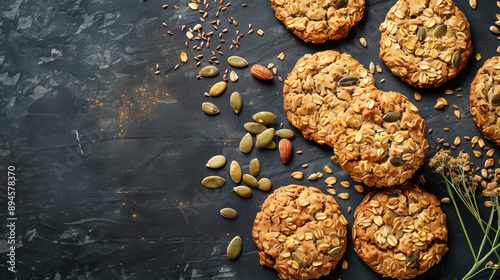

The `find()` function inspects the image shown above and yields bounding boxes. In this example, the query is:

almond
[250,64,273,80]
[278,138,292,164]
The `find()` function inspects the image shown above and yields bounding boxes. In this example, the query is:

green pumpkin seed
[206,155,226,169]
[209,81,227,97]
[491,93,500,105]
[230,160,242,183]
[227,235,242,259]
[255,128,275,147]
[334,0,348,9]
[291,252,304,268]
[243,174,259,187]
[451,51,461,67]
[199,65,219,77]
[252,111,276,125]
[239,133,253,153]
[433,24,447,38]
[417,26,427,42]
[233,186,253,198]
[201,176,225,188]
[227,56,248,68]
[220,208,238,219]
[382,111,401,123]
[328,246,343,255]
[264,140,277,149]
[275,128,295,139]
[406,250,420,266]
[258,178,272,192]
[229,91,243,114]
[202,102,220,115]
[389,156,405,167]
[249,158,260,177]
[338,75,359,86]
[244,122,268,134]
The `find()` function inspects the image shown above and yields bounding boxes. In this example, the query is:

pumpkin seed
[338,75,359,86]
[227,235,242,259]
[334,0,348,9]
[252,111,276,125]
[382,111,401,122]
[239,133,253,153]
[275,128,295,139]
[199,65,219,77]
[202,102,220,115]
[244,122,268,134]
[328,246,343,255]
[417,26,427,42]
[451,51,461,67]
[406,250,420,266]
[201,175,225,188]
[263,140,277,149]
[220,208,238,219]
[249,158,260,176]
[291,252,304,268]
[390,156,405,167]
[229,91,243,114]
[230,160,242,183]
[258,178,272,192]
[491,93,500,105]
[209,81,227,97]
[233,186,253,198]
[227,56,248,68]
[256,128,275,147]
[433,24,447,38]
[242,174,259,187]
[206,155,226,169]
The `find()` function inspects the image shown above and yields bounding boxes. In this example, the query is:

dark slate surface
[0,0,499,279]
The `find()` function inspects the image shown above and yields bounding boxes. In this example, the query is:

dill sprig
[430,150,500,279]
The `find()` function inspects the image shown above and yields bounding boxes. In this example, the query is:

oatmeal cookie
[332,89,428,188]
[270,0,366,43]
[379,0,472,88]
[283,50,375,147]
[252,185,348,280]
[470,56,500,146]
[352,183,448,279]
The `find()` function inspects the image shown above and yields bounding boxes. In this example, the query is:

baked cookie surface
[270,0,366,43]
[332,89,428,188]
[470,56,500,146]
[252,185,348,280]
[352,183,448,279]
[379,0,472,88]
[283,50,375,147]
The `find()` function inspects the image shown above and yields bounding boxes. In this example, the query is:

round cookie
[332,89,428,187]
[270,0,366,43]
[252,185,348,280]
[470,56,500,146]
[352,183,449,279]
[379,0,472,88]
[283,50,375,148]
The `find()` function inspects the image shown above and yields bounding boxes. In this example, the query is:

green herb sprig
[430,150,500,279]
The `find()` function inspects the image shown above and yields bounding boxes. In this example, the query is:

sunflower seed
[406,250,420,266]
[491,93,500,105]
[338,75,359,86]
[227,56,248,67]
[206,155,226,169]
[390,156,405,167]
[491,25,500,35]
[359,37,367,47]
[252,111,276,125]
[229,91,243,114]
[382,111,401,122]
[451,51,461,67]
[239,133,253,153]
[230,160,242,183]
[469,0,477,9]
[209,81,227,96]
[275,128,295,139]
[199,65,219,77]
[255,128,275,147]
[433,24,447,38]
[233,186,253,198]
[202,102,220,115]
[220,208,238,219]
[244,122,267,134]
[201,176,225,188]
[227,235,242,259]
[249,158,260,176]
[334,0,348,9]
[258,178,272,192]
[417,26,427,42]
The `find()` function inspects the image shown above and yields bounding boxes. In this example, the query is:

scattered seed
[444,89,454,95]
[275,128,295,139]
[229,70,238,82]
[359,37,367,47]
[342,259,348,270]
[206,155,226,169]
[243,174,259,187]
[308,173,319,181]
[441,197,451,204]
[244,122,267,134]
[369,62,375,74]
[199,65,219,77]
[227,55,248,67]
[476,53,482,61]
[239,133,253,153]
[258,178,272,192]
[277,52,285,60]
[469,0,477,9]
[376,65,383,73]
[324,176,337,186]
[202,175,225,188]
[220,208,238,219]
[202,102,220,115]
[230,160,242,183]
[323,166,332,174]
[229,91,242,114]
[414,92,422,101]
[302,163,309,169]
[233,186,253,198]
[252,111,276,125]
[354,184,364,193]
[227,235,242,259]
[291,171,303,180]
[255,128,275,148]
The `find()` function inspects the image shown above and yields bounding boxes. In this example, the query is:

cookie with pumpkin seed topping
[331,89,428,188]
[252,185,348,279]
[283,50,375,148]
[269,0,366,43]
[379,0,472,88]
[352,183,448,279]
[470,56,500,146]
